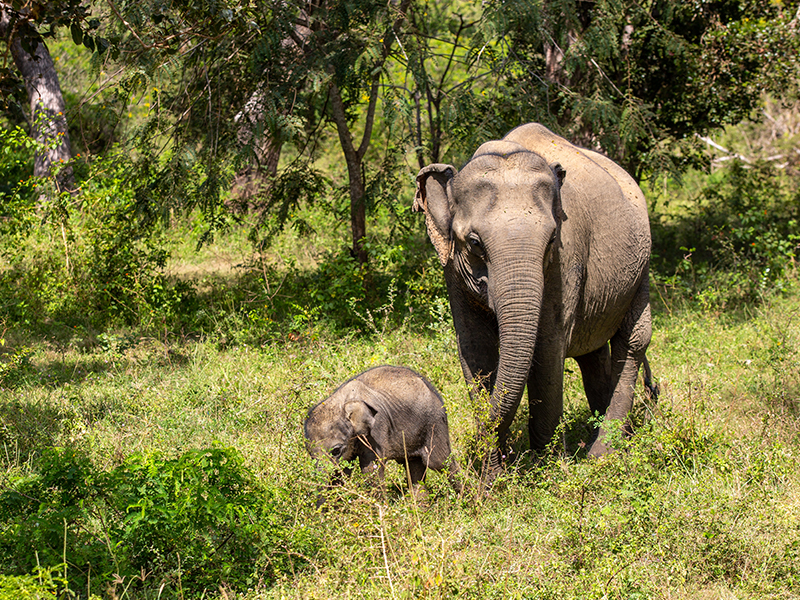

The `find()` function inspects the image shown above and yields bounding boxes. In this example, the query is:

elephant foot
[588,419,634,457]
[408,482,433,507]
[447,457,465,495]
[587,438,610,458]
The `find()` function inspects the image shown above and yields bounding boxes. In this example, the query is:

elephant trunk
[486,247,546,458]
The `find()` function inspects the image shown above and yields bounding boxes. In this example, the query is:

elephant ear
[550,162,567,222]
[413,164,457,267]
[344,398,377,437]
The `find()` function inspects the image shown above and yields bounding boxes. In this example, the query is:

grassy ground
[1,265,799,598]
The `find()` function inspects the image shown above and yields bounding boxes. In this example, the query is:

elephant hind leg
[588,276,652,457]
[575,343,613,416]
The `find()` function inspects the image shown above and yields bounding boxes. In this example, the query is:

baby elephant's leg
[407,457,427,486]
[405,457,432,501]
[358,444,381,475]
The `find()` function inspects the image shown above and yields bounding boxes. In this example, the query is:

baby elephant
[304,365,459,500]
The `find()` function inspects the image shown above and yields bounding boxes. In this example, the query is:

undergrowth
[0,446,317,598]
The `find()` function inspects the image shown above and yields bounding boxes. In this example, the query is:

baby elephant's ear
[345,400,376,436]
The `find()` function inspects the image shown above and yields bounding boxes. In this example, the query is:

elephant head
[304,366,461,505]
[304,383,378,466]
[414,141,566,468]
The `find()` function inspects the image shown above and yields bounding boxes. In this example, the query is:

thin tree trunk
[1,8,75,193]
[324,0,412,265]
[328,80,369,265]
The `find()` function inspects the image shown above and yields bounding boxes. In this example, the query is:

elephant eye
[330,445,345,459]
[467,233,485,257]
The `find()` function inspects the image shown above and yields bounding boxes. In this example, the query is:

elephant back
[502,123,647,219]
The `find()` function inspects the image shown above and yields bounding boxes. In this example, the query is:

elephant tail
[642,355,659,402]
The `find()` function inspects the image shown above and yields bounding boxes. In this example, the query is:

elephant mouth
[455,255,490,304]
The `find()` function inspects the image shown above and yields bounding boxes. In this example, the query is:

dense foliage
[651,157,800,308]
[494,0,800,179]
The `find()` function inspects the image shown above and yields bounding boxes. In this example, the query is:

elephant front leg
[527,345,567,451]
[588,277,652,457]
[446,273,502,474]
[445,268,500,398]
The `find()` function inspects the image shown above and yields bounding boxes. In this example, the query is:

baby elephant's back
[357,366,452,465]
[357,365,445,420]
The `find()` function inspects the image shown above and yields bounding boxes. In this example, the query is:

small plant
[0,346,34,388]
[0,564,70,600]
[348,278,401,336]
[459,378,503,491]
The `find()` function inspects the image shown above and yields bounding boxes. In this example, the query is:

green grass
[1,270,799,598]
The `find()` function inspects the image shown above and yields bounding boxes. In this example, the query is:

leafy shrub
[0,148,195,332]
[0,126,37,233]
[0,446,318,597]
[0,346,34,387]
[80,161,197,328]
[651,159,799,307]
[0,566,68,600]
[701,160,798,275]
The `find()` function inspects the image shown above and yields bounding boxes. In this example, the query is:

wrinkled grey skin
[413,123,653,476]
[304,366,458,502]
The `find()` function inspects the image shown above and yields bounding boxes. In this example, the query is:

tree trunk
[1,8,75,193]
[231,86,283,206]
[323,0,412,265]
[328,80,369,265]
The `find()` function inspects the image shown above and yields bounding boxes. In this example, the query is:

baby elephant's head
[304,396,376,464]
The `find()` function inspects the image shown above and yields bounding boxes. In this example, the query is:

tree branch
[355,0,413,160]
[105,0,154,50]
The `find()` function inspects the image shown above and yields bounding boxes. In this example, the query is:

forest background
[1,0,800,598]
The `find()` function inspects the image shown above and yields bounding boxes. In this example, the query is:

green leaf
[70,23,83,46]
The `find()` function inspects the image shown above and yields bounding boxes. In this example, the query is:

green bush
[80,161,196,328]
[0,148,195,332]
[0,126,37,230]
[0,566,68,600]
[0,446,318,596]
[651,159,799,308]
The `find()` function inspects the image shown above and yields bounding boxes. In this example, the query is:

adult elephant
[413,123,652,476]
